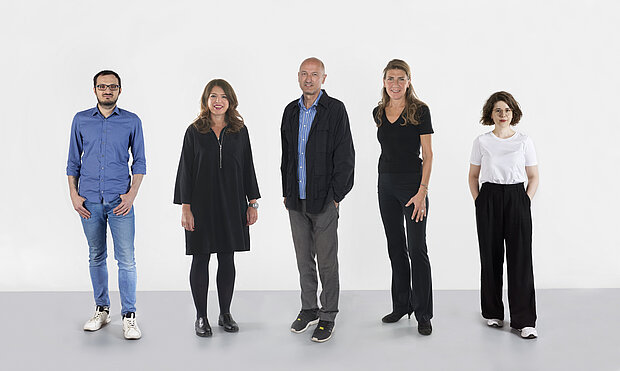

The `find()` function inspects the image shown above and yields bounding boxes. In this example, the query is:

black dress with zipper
[174,124,260,254]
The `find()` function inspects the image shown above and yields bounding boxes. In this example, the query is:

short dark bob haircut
[480,91,522,126]
[93,70,121,88]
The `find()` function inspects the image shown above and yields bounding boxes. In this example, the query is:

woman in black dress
[174,79,260,337]
[373,59,434,335]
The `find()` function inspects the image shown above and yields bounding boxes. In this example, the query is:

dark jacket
[281,90,355,214]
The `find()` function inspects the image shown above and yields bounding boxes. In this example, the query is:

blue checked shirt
[66,106,147,203]
[297,90,323,199]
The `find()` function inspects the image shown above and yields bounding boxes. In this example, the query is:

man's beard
[98,97,118,107]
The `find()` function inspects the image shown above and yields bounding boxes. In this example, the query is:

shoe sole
[218,323,239,333]
[83,316,111,331]
[291,318,319,333]
[311,333,333,343]
[487,322,504,328]
[311,323,335,343]
[511,328,538,339]
[196,331,213,337]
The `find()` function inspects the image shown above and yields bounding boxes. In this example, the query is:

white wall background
[1,0,618,292]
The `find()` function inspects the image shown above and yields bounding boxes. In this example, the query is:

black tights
[189,253,235,318]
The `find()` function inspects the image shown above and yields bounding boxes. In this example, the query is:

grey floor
[1,290,618,371]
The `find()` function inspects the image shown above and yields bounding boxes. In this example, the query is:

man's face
[298,60,326,96]
[94,74,121,108]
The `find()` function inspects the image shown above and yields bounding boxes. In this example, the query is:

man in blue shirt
[66,70,146,340]
[281,58,355,343]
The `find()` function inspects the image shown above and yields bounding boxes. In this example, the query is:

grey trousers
[288,199,340,322]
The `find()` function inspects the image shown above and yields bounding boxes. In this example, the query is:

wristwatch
[249,201,259,209]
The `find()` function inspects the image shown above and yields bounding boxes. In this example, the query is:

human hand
[333,200,339,208]
[181,207,195,231]
[405,191,426,222]
[113,192,135,216]
[71,193,90,219]
[247,207,258,226]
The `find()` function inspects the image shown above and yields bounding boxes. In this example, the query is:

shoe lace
[124,316,137,328]
[92,311,103,321]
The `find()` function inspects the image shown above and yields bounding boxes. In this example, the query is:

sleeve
[524,136,538,166]
[416,105,434,135]
[470,136,482,165]
[280,108,289,197]
[372,106,379,125]
[243,127,261,201]
[130,116,147,175]
[331,103,355,203]
[66,114,83,176]
[173,126,195,205]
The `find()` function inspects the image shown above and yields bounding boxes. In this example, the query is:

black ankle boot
[218,313,239,332]
[195,317,212,337]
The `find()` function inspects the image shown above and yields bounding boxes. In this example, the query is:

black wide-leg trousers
[378,173,433,323]
[475,182,537,329]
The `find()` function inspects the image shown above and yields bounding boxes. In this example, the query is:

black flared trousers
[475,182,537,329]
[378,173,433,323]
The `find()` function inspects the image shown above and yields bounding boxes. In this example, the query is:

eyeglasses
[96,84,120,91]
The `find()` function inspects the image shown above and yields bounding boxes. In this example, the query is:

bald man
[280,57,355,342]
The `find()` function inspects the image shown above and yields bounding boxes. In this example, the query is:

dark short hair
[93,70,121,88]
[480,91,522,126]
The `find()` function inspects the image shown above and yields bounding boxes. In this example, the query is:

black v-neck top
[373,105,434,174]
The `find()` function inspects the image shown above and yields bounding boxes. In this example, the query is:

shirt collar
[298,89,324,111]
[92,105,121,117]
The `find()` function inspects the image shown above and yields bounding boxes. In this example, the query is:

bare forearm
[468,175,480,199]
[525,166,539,199]
[68,175,79,195]
[127,174,144,197]
[419,154,432,195]
[526,176,539,199]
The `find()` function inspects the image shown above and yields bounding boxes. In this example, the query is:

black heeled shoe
[218,313,239,332]
[382,310,413,323]
[195,317,212,337]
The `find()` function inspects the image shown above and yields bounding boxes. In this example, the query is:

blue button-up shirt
[66,106,146,203]
[297,90,322,199]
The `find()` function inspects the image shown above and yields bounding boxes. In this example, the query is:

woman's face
[383,69,410,101]
[491,101,513,126]
[207,86,229,117]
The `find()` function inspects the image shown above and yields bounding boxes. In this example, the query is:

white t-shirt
[470,131,537,184]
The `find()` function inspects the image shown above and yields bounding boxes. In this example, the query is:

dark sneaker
[290,309,319,333]
[311,320,335,343]
[417,320,432,336]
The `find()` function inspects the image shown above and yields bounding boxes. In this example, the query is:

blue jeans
[81,198,137,315]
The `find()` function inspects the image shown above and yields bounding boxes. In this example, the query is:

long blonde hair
[375,59,426,127]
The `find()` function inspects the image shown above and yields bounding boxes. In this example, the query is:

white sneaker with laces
[122,312,142,340]
[520,327,538,339]
[83,306,110,331]
[486,319,504,328]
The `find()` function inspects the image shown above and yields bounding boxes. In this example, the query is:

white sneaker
[122,312,142,340]
[486,319,504,328]
[520,327,538,339]
[83,306,110,331]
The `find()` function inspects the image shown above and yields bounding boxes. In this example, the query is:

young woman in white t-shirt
[468,91,540,339]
